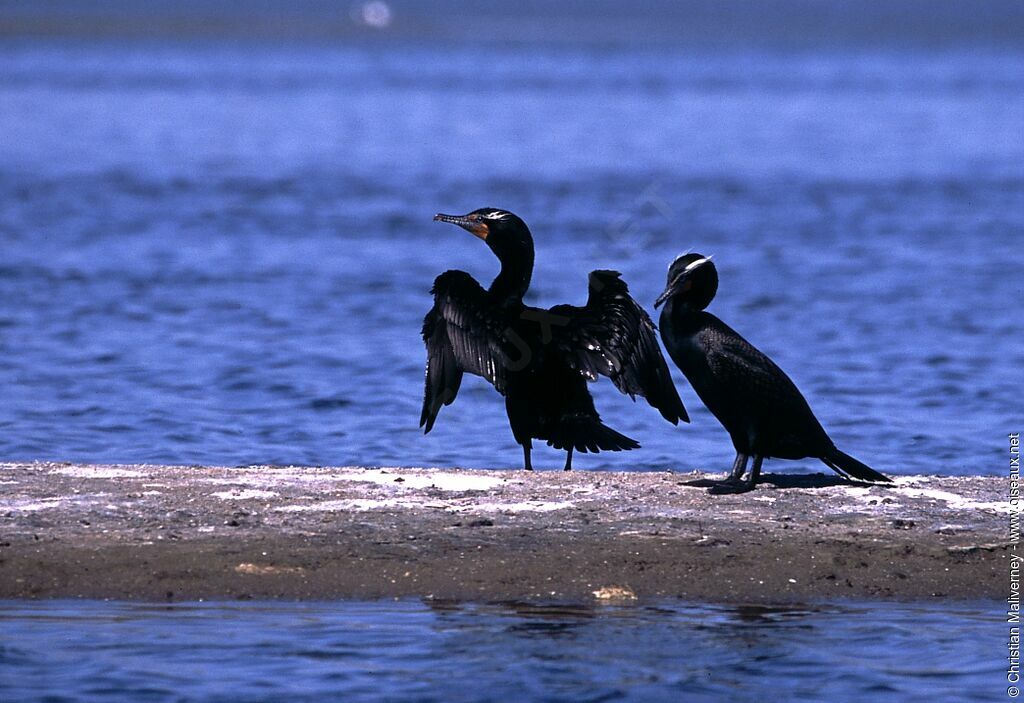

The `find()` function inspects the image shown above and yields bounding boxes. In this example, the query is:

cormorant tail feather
[822,448,892,483]
[546,417,640,453]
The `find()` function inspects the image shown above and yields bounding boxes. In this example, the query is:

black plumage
[654,253,892,493]
[421,208,688,471]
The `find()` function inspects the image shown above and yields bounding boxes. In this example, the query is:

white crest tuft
[671,249,694,264]
[683,255,713,273]
[481,210,512,221]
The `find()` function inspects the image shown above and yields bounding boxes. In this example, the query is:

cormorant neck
[673,284,716,315]
[487,241,534,306]
[663,296,707,330]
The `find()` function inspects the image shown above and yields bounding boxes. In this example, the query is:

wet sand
[0,462,1009,602]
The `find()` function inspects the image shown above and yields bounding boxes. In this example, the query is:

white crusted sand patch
[52,466,145,479]
[455,501,575,513]
[275,497,575,513]
[212,489,279,501]
[333,470,504,492]
[277,498,408,512]
[892,477,929,486]
[893,487,1009,514]
[841,485,1009,514]
[199,469,504,493]
[2,497,69,512]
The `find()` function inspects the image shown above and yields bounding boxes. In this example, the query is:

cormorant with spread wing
[421,208,688,471]
[655,253,892,493]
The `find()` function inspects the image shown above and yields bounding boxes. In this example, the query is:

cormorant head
[433,208,533,261]
[654,252,718,310]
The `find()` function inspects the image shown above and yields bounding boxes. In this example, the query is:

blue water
[0,600,1003,702]
[1,7,1022,477]
[0,6,1017,701]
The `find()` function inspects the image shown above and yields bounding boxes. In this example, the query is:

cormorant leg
[727,453,748,481]
[743,455,763,491]
[709,453,753,495]
[523,441,533,472]
[564,447,573,472]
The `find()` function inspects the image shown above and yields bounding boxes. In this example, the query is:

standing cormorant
[654,253,892,493]
[421,208,688,471]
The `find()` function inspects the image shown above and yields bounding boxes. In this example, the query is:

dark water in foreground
[0,600,1001,702]
[0,35,1021,474]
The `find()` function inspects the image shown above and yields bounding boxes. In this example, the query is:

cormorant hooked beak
[434,213,489,241]
[654,278,686,308]
[654,256,712,308]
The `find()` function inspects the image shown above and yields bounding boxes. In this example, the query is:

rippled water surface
[0,25,1021,475]
[0,599,1002,702]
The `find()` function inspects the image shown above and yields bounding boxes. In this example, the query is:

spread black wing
[549,270,689,424]
[420,270,515,433]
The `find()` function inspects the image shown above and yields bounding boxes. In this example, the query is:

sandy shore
[0,462,1009,602]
